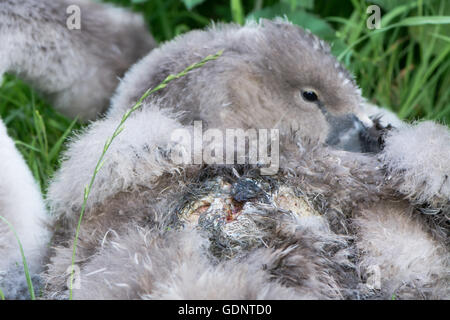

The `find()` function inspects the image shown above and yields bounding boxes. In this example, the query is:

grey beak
[325,113,383,153]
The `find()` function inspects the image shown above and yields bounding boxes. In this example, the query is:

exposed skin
[0,6,448,299]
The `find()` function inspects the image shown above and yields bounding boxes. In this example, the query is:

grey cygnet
[0,0,155,120]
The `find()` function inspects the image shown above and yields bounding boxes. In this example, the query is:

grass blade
[0,216,35,300]
[48,118,78,162]
[231,0,244,25]
[338,16,450,60]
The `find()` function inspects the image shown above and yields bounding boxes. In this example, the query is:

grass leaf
[0,216,35,300]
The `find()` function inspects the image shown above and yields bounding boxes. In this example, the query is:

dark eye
[302,90,318,102]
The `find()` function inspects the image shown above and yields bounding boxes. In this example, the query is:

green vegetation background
[0,0,449,193]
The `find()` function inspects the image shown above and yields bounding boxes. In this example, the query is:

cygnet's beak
[325,113,384,153]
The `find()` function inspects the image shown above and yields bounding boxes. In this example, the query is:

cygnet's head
[112,19,377,152]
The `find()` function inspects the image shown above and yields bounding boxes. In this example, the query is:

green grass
[0,76,80,194]
[1,0,449,194]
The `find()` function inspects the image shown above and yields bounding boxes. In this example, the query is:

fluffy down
[380,121,450,207]
[0,0,155,120]
[0,120,50,299]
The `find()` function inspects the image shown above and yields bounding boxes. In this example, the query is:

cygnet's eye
[302,90,318,103]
